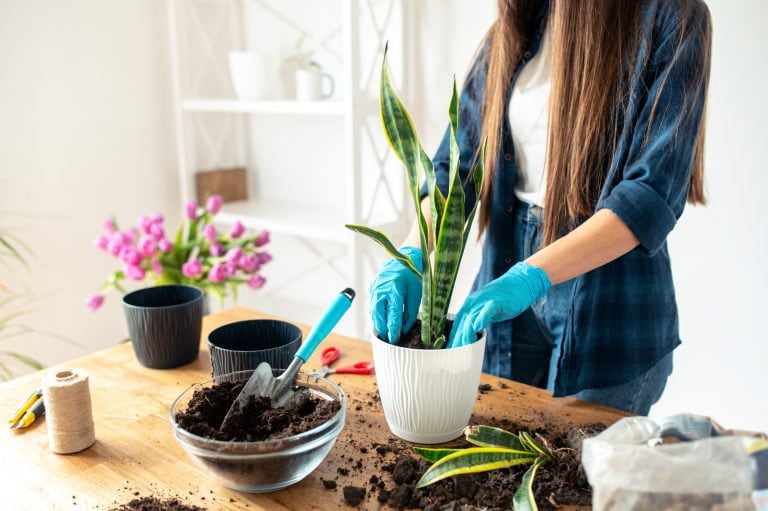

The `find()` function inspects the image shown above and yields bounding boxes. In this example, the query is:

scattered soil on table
[343,486,367,506]
[174,380,340,442]
[328,391,606,511]
[108,496,206,511]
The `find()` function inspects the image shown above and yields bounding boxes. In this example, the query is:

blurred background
[0,0,765,432]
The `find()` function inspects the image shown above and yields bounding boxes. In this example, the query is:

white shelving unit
[167,0,413,337]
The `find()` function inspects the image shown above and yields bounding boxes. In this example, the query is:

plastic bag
[582,414,767,511]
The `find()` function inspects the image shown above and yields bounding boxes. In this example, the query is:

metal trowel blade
[219,362,275,430]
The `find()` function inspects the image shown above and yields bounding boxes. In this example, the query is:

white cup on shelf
[295,66,334,101]
[227,51,279,100]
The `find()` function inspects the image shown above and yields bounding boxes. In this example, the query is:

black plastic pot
[122,285,204,369]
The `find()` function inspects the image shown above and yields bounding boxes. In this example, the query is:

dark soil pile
[108,496,206,511]
[174,380,340,441]
[395,319,458,350]
[329,413,605,510]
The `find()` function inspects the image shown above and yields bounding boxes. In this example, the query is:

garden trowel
[220,288,355,428]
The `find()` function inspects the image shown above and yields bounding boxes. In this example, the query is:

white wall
[1,0,765,432]
[0,0,177,369]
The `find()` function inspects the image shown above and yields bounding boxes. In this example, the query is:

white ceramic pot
[371,331,486,444]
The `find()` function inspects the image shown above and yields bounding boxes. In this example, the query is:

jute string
[42,368,95,454]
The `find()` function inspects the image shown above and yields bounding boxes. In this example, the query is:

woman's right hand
[370,246,423,343]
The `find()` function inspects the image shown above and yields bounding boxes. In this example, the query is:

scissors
[314,346,374,377]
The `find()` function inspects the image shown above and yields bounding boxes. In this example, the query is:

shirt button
[523,51,532,59]
[504,257,513,264]
[505,204,514,213]
[504,153,513,161]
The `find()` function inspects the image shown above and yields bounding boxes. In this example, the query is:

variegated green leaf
[464,425,526,451]
[461,139,486,254]
[344,224,421,278]
[519,431,551,459]
[380,45,435,347]
[413,447,462,463]
[513,459,545,511]
[415,447,537,488]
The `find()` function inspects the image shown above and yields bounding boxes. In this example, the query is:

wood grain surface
[0,308,628,510]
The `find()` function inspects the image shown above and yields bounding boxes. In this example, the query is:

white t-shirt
[509,25,552,207]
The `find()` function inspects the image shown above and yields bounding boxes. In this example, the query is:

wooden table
[0,308,628,510]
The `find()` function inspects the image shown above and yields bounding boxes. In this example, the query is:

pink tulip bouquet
[86,195,271,311]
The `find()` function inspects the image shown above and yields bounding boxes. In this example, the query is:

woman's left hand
[448,262,551,348]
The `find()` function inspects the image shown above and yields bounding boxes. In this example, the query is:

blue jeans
[498,197,673,415]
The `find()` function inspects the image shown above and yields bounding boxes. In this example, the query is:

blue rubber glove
[370,246,423,343]
[448,262,551,348]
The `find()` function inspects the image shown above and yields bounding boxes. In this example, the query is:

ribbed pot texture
[371,332,486,444]
[122,285,204,369]
[207,319,302,377]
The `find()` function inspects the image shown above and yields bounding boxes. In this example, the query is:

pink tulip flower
[138,237,157,258]
[119,247,142,266]
[94,235,109,251]
[151,259,163,276]
[226,247,243,263]
[239,254,260,273]
[124,263,146,281]
[185,201,198,220]
[182,259,203,278]
[207,263,227,283]
[151,212,164,224]
[257,252,273,265]
[206,195,223,214]
[101,218,116,234]
[203,224,217,243]
[225,261,238,276]
[230,220,245,239]
[85,293,105,311]
[138,216,153,234]
[158,238,173,253]
[247,275,266,289]
[149,223,165,241]
[254,230,270,247]
[210,243,224,257]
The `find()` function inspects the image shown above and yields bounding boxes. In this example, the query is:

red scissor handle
[334,361,375,375]
[320,346,340,366]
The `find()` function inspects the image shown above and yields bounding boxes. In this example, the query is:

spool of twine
[42,368,95,454]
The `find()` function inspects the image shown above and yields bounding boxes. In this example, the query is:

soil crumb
[343,486,366,506]
[174,380,340,442]
[108,497,206,511]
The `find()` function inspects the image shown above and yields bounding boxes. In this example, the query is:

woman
[369,0,712,415]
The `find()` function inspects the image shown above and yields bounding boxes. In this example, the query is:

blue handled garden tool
[220,288,355,426]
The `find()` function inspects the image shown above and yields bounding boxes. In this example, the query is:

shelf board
[181,98,346,116]
[216,200,350,243]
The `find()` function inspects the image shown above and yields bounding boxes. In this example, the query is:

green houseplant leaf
[415,447,538,488]
[513,459,545,511]
[414,425,552,510]
[346,44,483,349]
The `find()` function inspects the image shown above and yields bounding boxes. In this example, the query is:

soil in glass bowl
[174,380,340,442]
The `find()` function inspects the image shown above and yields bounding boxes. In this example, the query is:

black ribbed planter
[207,319,302,377]
[122,285,204,369]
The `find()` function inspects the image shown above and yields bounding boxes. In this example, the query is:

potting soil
[174,380,340,442]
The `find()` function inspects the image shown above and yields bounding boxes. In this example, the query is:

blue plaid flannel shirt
[428,0,710,395]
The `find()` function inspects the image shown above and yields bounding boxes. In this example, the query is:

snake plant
[413,425,552,511]
[345,45,484,349]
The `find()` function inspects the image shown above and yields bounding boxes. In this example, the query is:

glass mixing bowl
[169,370,346,493]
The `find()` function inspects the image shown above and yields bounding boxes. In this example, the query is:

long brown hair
[478,0,711,245]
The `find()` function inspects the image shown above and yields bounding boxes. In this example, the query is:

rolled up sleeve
[599,2,710,255]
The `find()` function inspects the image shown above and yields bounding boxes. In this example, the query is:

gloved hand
[370,246,423,343]
[448,261,551,348]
